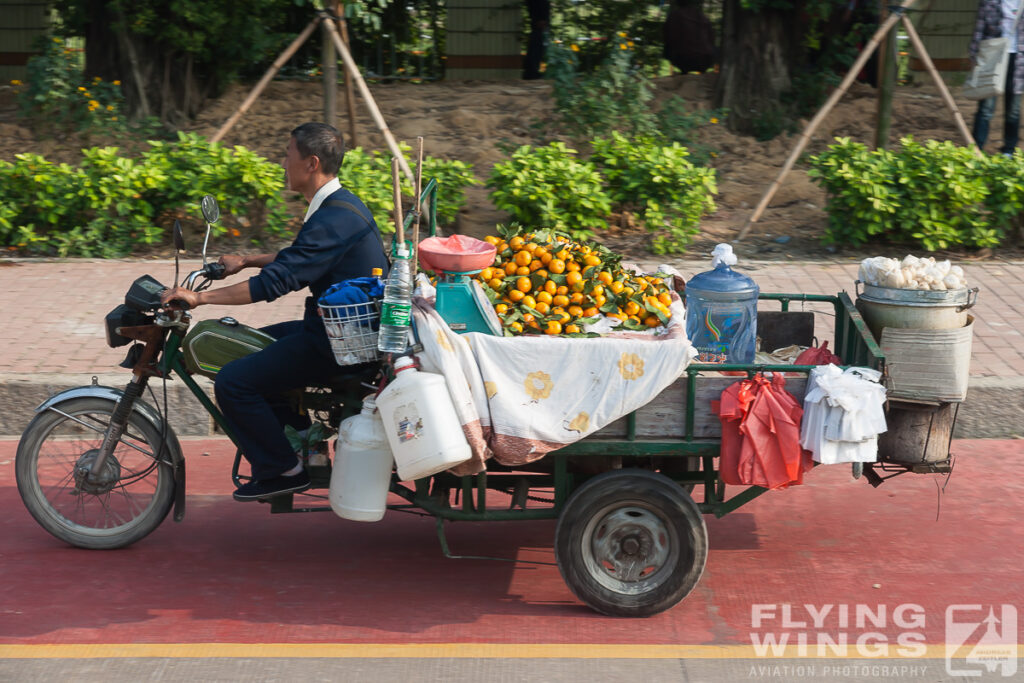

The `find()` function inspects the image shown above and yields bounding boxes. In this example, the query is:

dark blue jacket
[247,187,389,326]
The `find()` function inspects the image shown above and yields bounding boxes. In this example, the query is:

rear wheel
[16,397,175,549]
[555,469,708,617]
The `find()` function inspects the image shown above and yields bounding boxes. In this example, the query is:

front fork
[84,374,149,485]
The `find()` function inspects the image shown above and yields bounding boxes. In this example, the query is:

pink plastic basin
[418,234,497,273]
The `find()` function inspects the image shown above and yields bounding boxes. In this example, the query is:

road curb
[1,372,1019,440]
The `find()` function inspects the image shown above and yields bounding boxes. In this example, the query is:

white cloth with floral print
[412,291,696,470]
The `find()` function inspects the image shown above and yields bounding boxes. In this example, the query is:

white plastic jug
[375,356,472,480]
[329,395,394,522]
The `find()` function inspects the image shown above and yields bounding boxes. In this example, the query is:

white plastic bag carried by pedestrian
[963,37,1011,101]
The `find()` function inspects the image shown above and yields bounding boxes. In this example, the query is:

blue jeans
[215,319,335,480]
[973,53,1021,153]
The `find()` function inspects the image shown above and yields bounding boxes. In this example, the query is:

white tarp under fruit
[412,294,696,475]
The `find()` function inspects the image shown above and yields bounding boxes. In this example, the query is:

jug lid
[361,394,377,411]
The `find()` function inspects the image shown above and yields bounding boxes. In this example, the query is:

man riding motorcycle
[160,122,389,501]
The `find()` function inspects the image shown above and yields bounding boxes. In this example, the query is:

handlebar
[182,262,226,291]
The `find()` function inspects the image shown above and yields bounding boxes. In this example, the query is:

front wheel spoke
[114,482,146,518]
[41,468,79,502]
[94,491,128,528]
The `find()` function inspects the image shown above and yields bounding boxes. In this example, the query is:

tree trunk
[79,8,212,127]
[714,0,802,137]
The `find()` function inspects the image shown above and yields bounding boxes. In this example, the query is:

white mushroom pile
[858,255,967,291]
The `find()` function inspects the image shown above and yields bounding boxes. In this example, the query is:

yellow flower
[111,116,117,121]
[567,412,590,433]
[570,44,580,52]
[619,44,627,50]
[78,86,86,92]
[627,41,634,48]
[524,371,554,400]
[106,104,114,111]
[710,117,718,124]
[93,76,101,82]
[618,31,627,38]
[434,329,453,353]
[10,79,21,86]
[618,352,645,381]
[113,80,121,86]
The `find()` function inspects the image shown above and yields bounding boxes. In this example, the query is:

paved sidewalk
[0,257,1021,436]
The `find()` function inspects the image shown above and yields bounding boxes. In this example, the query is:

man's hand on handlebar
[160,286,200,310]
[218,254,247,276]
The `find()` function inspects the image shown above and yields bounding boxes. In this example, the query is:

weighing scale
[418,236,504,336]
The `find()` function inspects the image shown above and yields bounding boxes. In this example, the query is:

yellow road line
[2,643,1021,659]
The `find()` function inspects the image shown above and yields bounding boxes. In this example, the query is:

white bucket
[375,356,472,481]
[329,395,394,522]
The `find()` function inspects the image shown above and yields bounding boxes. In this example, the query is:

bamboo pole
[392,157,405,247]
[412,136,424,278]
[211,17,321,144]
[323,17,414,184]
[322,3,338,127]
[736,0,915,241]
[337,4,359,148]
[874,2,896,149]
[900,13,979,152]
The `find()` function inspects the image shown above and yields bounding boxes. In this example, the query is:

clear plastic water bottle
[377,244,413,353]
[685,244,759,364]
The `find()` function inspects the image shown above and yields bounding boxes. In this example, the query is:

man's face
[282,136,316,194]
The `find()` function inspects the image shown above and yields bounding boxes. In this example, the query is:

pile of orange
[477,228,675,336]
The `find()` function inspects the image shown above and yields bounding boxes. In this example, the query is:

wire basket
[319,300,381,366]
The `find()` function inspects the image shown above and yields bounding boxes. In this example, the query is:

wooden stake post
[737,0,978,241]
[211,18,321,143]
[211,8,410,186]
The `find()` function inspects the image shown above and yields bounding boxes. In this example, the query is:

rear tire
[555,469,708,617]
[16,397,175,549]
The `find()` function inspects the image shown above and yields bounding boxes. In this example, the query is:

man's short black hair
[290,122,346,176]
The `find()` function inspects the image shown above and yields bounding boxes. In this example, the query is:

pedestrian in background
[523,0,550,80]
[969,0,1024,154]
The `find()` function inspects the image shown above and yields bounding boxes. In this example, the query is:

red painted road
[1,438,1021,647]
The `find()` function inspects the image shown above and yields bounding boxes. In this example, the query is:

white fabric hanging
[801,364,887,464]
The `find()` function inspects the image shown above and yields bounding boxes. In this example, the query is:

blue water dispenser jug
[685,244,759,363]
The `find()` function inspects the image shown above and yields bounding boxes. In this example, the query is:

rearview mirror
[172,219,185,252]
[200,195,220,224]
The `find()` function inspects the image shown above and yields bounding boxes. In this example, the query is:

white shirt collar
[303,177,342,223]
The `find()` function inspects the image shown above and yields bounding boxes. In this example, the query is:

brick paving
[0,257,1020,377]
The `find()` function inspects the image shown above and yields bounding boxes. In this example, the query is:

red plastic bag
[793,341,841,366]
[711,373,814,489]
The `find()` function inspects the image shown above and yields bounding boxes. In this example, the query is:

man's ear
[307,154,322,173]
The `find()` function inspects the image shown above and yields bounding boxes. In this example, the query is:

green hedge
[0,134,479,257]
[487,136,717,253]
[0,132,290,257]
[808,136,1018,251]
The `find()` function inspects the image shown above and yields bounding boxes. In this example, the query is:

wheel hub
[590,507,671,585]
[73,449,122,495]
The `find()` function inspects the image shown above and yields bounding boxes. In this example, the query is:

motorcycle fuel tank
[181,317,275,378]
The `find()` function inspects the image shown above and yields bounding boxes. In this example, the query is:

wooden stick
[900,13,980,153]
[337,4,359,148]
[392,157,405,248]
[736,0,914,241]
[412,136,424,277]
[322,5,338,126]
[211,17,321,144]
[323,18,414,184]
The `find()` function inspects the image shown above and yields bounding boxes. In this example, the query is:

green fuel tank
[181,317,275,378]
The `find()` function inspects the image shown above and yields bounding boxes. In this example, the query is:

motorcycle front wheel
[16,397,175,549]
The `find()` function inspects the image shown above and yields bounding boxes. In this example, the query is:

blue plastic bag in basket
[319,276,384,308]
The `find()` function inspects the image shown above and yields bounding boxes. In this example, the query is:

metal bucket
[855,280,978,340]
